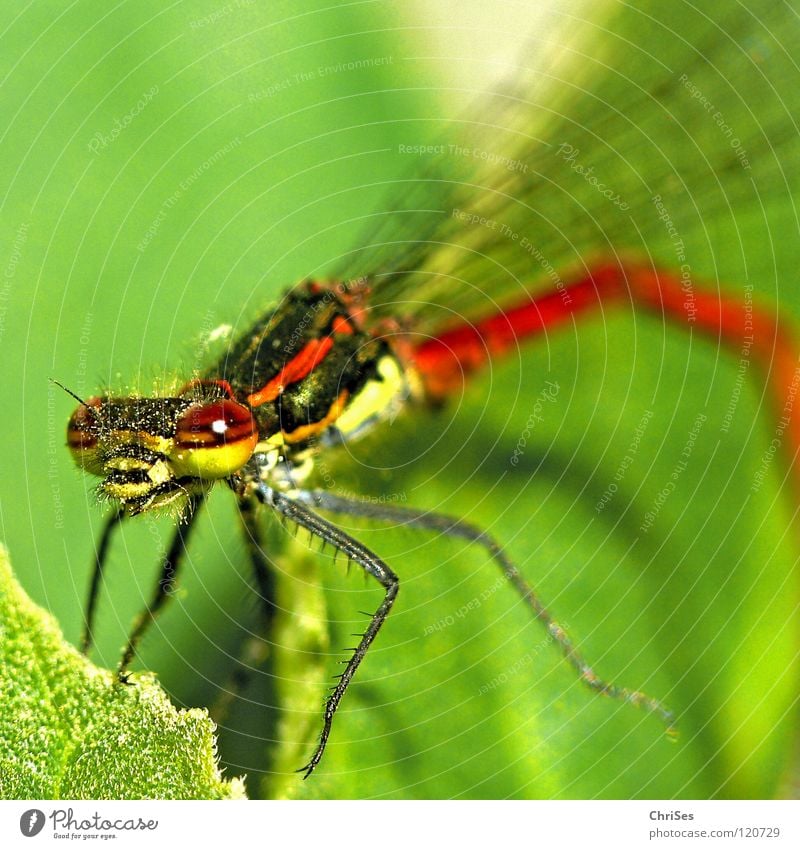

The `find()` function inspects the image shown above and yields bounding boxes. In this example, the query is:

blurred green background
[1,0,798,799]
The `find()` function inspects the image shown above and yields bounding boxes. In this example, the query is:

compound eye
[66,397,105,475]
[171,399,258,479]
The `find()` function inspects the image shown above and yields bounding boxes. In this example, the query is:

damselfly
[60,1,800,784]
[64,270,681,777]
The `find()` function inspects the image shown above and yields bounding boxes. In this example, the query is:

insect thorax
[208,283,416,485]
[67,282,418,513]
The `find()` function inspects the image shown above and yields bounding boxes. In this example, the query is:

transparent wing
[330,0,800,332]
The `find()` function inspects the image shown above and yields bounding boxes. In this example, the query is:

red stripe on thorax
[331,315,355,335]
[247,336,334,407]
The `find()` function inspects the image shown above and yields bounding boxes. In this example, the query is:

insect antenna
[50,378,106,427]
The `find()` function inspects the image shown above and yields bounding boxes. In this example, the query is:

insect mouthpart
[99,444,193,513]
[66,392,260,515]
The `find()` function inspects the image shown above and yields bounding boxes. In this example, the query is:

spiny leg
[293,488,675,731]
[117,495,204,679]
[238,497,278,623]
[210,497,278,724]
[251,482,399,778]
[81,505,125,655]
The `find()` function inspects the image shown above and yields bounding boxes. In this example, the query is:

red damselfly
[63,267,799,778]
[66,273,682,778]
[58,1,800,787]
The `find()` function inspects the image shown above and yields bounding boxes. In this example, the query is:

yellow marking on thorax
[334,355,411,439]
[283,390,350,445]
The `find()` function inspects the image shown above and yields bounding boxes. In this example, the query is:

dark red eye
[171,399,259,480]
[174,399,257,449]
[67,397,103,451]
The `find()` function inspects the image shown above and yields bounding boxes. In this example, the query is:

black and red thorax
[66,281,412,513]
[211,282,395,455]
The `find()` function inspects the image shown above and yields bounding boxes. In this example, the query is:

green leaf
[0,545,244,800]
[1,0,798,800]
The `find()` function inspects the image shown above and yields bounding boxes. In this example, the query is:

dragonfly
[62,1,800,781]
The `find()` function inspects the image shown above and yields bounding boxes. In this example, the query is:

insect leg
[209,498,278,724]
[238,496,278,623]
[117,495,204,679]
[250,482,399,778]
[81,505,125,655]
[293,488,676,731]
